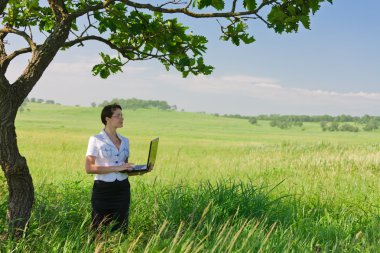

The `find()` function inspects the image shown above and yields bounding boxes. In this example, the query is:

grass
[1,103,380,252]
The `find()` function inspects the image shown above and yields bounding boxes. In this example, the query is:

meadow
[1,103,380,252]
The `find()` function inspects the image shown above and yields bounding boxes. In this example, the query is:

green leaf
[287,5,296,16]
[173,35,182,43]
[92,53,123,79]
[26,0,39,11]
[310,0,321,14]
[241,34,255,44]
[300,16,310,29]
[231,36,240,46]
[211,0,224,10]
[197,0,226,10]
[197,0,212,9]
[243,0,257,11]
[100,69,110,79]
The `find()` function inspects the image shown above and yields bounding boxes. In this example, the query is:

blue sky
[7,0,380,115]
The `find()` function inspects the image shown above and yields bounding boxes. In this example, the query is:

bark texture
[0,88,34,237]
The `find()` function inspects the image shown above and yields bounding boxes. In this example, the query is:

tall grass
[1,179,378,252]
[1,103,380,252]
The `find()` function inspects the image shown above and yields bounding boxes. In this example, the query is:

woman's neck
[104,126,117,139]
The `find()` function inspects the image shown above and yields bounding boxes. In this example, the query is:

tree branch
[12,19,72,102]
[231,0,238,12]
[47,0,68,21]
[68,0,115,21]
[0,26,37,52]
[2,33,135,67]
[120,0,264,18]
[0,32,7,59]
[159,0,186,8]
[63,35,169,59]
[185,0,193,9]
[256,0,278,12]
[0,0,8,16]
[0,29,137,70]
[0,33,168,75]
[244,12,270,27]
[64,35,130,55]
[5,47,32,63]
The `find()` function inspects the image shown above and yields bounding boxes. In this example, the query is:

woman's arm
[85,155,134,174]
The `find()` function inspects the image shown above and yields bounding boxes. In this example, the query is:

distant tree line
[96,98,177,111]
[210,112,380,132]
[362,119,379,131]
[254,114,380,123]
[18,97,60,112]
[20,98,380,132]
[320,122,359,132]
[217,113,251,119]
[216,113,374,122]
[270,119,303,129]
[29,97,59,105]
[244,114,379,132]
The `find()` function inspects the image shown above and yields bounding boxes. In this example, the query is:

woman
[85,103,152,233]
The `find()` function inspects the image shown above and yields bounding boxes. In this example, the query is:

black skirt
[91,178,131,211]
[91,178,131,232]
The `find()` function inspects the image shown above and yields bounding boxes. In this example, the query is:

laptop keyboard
[133,165,147,171]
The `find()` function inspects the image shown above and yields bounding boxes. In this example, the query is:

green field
[1,103,380,252]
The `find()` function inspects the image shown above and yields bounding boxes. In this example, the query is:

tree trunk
[0,6,71,237]
[0,90,34,238]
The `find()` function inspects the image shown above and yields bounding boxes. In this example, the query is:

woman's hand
[118,163,135,172]
[135,163,154,176]
[85,156,135,174]
[121,162,154,176]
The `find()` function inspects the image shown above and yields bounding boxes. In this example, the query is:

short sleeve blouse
[86,130,130,182]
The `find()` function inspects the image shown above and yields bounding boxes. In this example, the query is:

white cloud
[220,75,279,85]
[155,73,380,115]
[158,73,380,100]
[253,83,282,89]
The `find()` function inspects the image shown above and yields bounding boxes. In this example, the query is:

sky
[6,0,380,116]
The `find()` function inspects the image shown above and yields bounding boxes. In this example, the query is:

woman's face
[107,108,124,128]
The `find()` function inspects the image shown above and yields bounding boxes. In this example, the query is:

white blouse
[86,130,130,182]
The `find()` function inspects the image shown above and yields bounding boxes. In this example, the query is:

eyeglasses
[111,114,124,119]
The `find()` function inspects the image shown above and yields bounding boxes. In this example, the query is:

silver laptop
[132,137,159,172]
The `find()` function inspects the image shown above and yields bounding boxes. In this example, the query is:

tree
[339,123,358,132]
[363,119,379,131]
[248,117,257,125]
[45,99,55,104]
[320,121,328,131]
[0,0,333,236]
[328,122,339,131]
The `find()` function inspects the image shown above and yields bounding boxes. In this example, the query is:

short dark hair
[101,103,122,125]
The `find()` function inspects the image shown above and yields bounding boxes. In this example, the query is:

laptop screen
[147,138,159,167]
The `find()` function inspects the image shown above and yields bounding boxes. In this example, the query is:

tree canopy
[1,0,332,82]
